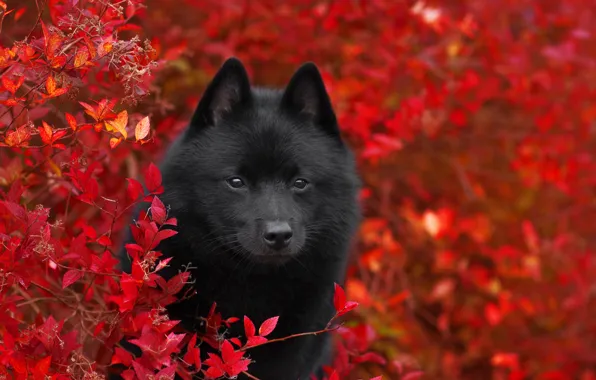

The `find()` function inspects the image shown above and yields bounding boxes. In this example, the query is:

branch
[239,325,341,352]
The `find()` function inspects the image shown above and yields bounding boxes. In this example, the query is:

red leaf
[343,301,359,313]
[5,125,31,147]
[9,355,27,374]
[126,178,144,201]
[62,269,82,289]
[97,235,112,247]
[226,358,251,377]
[129,326,160,353]
[161,332,185,359]
[221,339,238,362]
[79,101,98,121]
[132,361,154,379]
[183,334,201,368]
[2,75,24,95]
[38,121,53,144]
[205,366,225,379]
[204,352,226,378]
[111,347,134,366]
[151,196,167,224]
[4,332,15,350]
[245,336,268,347]
[46,75,56,95]
[44,75,68,98]
[51,129,67,144]
[0,201,28,221]
[155,257,173,272]
[83,36,97,59]
[121,369,135,380]
[106,110,128,139]
[485,303,502,326]
[124,243,144,261]
[244,316,256,338]
[0,97,25,106]
[32,356,51,377]
[155,364,177,379]
[333,283,359,317]
[37,315,61,350]
[151,228,178,250]
[65,112,77,131]
[74,48,89,68]
[144,163,163,193]
[166,271,190,294]
[93,321,105,337]
[333,283,347,312]
[352,352,387,365]
[210,340,251,377]
[109,137,122,149]
[116,274,139,312]
[258,316,279,337]
[164,217,178,226]
[98,40,113,57]
[225,317,239,326]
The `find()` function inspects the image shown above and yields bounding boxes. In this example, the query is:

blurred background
[138,1,596,378]
[4,0,596,379]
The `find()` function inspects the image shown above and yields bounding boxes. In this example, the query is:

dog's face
[163,59,358,265]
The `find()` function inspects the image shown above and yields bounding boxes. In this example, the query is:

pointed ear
[190,57,252,129]
[280,62,340,138]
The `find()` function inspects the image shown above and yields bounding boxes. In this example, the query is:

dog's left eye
[226,177,245,189]
[293,178,309,190]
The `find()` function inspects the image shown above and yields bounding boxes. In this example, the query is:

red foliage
[3,0,596,379]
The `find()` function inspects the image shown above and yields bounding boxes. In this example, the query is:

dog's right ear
[190,57,252,129]
[280,62,340,139]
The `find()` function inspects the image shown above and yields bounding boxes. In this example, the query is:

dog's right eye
[226,177,245,189]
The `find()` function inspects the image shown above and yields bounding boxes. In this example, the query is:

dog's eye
[293,178,309,190]
[226,177,245,189]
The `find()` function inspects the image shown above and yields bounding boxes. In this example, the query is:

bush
[2,1,595,379]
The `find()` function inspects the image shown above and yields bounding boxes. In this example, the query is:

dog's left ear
[280,62,340,138]
[190,57,252,129]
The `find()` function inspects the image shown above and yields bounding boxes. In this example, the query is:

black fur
[118,58,361,379]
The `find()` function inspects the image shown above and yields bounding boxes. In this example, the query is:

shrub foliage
[1,1,595,379]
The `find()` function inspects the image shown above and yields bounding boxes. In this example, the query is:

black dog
[119,58,361,379]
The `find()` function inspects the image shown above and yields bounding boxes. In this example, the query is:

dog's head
[163,58,359,264]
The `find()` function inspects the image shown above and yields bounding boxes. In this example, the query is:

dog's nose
[263,221,293,250]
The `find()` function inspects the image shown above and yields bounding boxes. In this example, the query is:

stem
[238,325,341,352]
[242,371,261,380]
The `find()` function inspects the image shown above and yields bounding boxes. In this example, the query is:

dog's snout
[263,221,293,250]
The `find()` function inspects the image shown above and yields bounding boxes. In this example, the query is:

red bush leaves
[0,13,171,377]
[10,0,594,379]
[3,315,81,378]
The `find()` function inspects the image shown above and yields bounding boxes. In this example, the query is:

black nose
[263,221,293,250]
